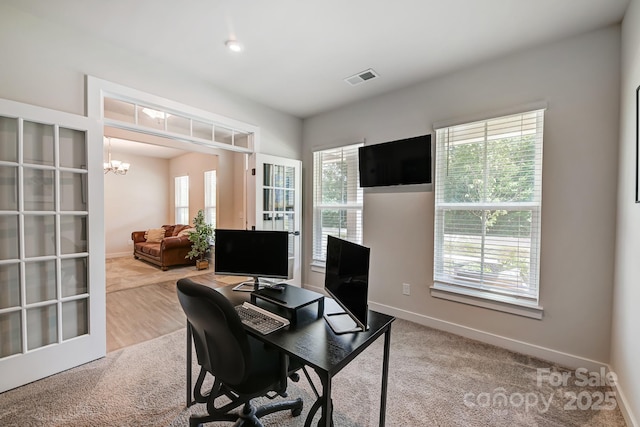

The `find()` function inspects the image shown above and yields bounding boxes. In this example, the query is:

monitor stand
[233,277,282,292]
[324,312,365,334]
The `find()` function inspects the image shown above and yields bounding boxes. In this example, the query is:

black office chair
[176,278,303,427]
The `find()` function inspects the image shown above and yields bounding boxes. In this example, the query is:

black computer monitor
[214,229,289,291]
[324,235,370,334]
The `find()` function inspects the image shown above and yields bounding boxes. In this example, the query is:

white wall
[612,0,640,424]
[104,151,169,257]
[0,1,302,269]
[303,27,621,365]
[168,149,246,230]
[105,148,246,257]
[0,4,302,159]
[221,149,248,230]
[169,152,218,226]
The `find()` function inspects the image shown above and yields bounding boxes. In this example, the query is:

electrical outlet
[402,283,411,295]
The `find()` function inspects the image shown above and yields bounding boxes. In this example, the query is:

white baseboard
[305,284,637,425]
[106,251,131,259]
[368,300,606,370]
[611,378,639,427]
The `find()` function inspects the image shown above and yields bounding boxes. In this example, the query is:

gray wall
[303,26,621,365]
[613,0,640,422]
[0,4,303,160]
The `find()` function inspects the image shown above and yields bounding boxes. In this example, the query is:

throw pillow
[145,228,166,243]
[177,227,196,237]
[172,224,189,236]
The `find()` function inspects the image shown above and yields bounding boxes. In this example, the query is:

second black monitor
[324,235,370,333]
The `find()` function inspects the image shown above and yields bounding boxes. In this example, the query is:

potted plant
[186,209,214,270]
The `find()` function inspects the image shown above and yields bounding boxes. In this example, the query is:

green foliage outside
[443,135,536,237]
[320,158,349,228]
[443,135,537,284]
[186,209,214,261]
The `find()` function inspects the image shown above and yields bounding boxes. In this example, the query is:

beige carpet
[0,319,627,426]
[106,256,248,293]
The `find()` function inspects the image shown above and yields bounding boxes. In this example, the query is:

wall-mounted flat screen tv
[358,134,431,187]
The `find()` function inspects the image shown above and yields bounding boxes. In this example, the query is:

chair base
[189,398,303,427]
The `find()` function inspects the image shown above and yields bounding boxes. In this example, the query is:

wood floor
[106,275,221,352]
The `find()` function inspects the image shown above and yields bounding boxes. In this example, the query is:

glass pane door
[251,154,302,285]
[0,98,103,393]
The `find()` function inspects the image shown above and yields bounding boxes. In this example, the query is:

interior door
[248,153,302,286]
[0,98,104,393]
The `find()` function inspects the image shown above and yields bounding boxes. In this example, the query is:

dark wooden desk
[186,284,395,427]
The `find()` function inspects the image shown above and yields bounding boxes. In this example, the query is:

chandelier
[104,137,130,175]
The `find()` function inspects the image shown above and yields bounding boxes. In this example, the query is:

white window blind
[175,175,189,225]
[312,144,363,264]
[433,109,544,306]
[204,170,217,229]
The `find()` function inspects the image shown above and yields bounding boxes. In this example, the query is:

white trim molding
[367,300,605,371]
[430,284,544,319]
[612,378,639,427]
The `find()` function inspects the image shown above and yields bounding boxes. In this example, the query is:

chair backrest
[177,278,251,385]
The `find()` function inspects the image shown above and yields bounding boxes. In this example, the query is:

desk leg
[379,325,392,426]
[320,373,332,427]
[303,370,333,427]
[186,322,193,407]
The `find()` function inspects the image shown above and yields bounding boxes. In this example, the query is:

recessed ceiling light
[225,39,243,53]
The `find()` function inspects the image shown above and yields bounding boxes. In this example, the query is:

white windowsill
[310,261,326,273]
[430,282,544,320]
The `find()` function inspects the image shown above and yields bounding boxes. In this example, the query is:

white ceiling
[105,136,183,160]
[7,0,629,119]
[103,126,226,159]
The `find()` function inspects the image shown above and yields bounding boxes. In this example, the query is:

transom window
[433,109,544,312]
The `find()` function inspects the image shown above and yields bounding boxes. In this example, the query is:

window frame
[311,143,364,269]
[431,107,545,319]
[174,175,189,225]
[204,170,217,229]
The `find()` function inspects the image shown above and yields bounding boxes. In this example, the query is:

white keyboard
[234,302,290,335]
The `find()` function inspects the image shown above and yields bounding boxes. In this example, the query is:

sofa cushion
[173,224,190,236]
[177,227,196,237]
[145,228,166,243]
[142,244,161,257]
[162,225,176,237]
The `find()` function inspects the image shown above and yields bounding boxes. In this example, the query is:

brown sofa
[131,224,196,270]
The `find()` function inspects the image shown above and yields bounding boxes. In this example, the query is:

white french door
[248,154,302,286]
[0,98,104,393]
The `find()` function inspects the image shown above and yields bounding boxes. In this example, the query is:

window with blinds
[204,170,217,229]
[433,109,544,306]
[175,175,189,225]
[312,144,363,264]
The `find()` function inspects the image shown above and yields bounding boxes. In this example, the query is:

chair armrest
[162,235,191,250]
[131,231,146,243]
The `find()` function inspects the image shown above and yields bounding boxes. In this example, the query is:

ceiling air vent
[344,68,379,86]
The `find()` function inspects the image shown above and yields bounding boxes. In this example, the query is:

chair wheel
[289,373,300,382]
[291,407,303,417]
